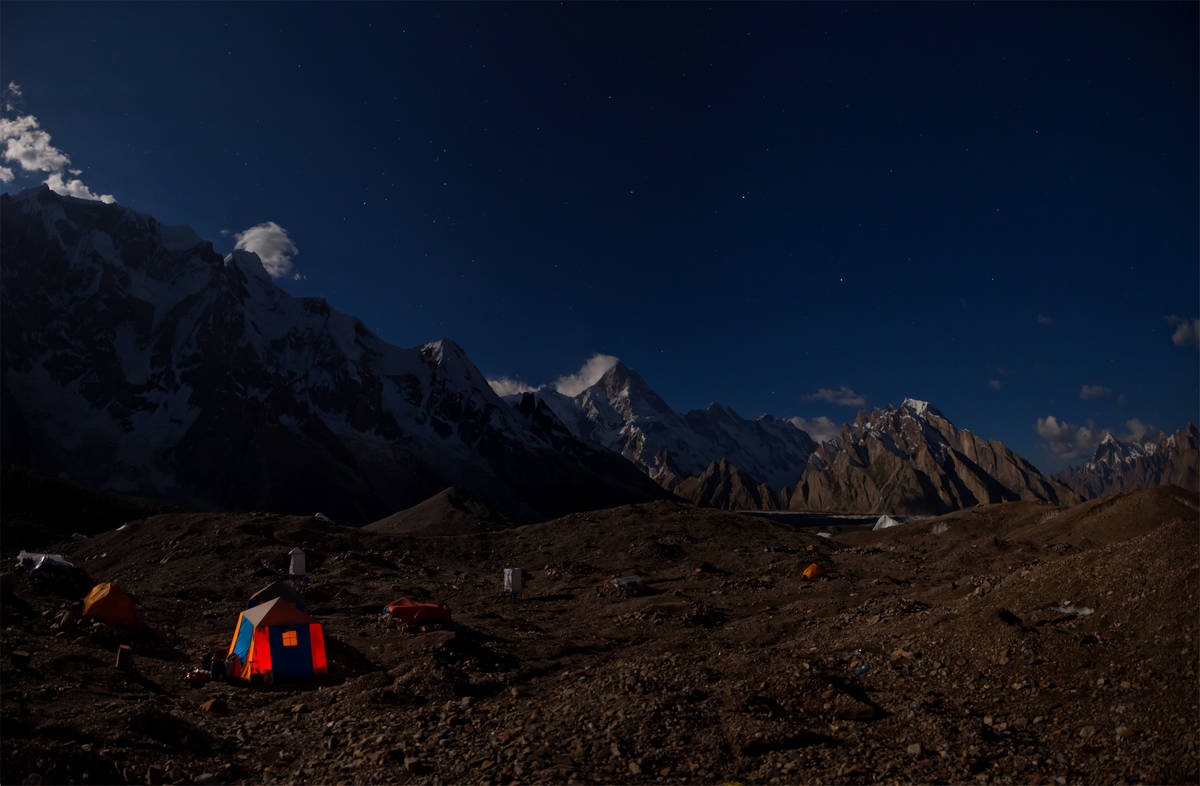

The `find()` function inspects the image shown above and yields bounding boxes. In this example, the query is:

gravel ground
[2,486,1196,785]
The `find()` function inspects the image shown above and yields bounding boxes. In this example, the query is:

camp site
[2,488,1198,785]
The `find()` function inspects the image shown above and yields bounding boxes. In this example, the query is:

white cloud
[1079,385,1111,401]
[0,95,115,203]
[234,221,298,279]
[488,377,535,397]
[1034,415,1101,460]
[807,386,866,407]
[787,415,841,443]
[987,379,1002,390]
[554,354,620,396]
[1,114,70,173]
[3,82,20,112]
[44,172,115,204]
[1123,418,1160,443]
[1037,313,1054,326]
[1166,315,1199,349]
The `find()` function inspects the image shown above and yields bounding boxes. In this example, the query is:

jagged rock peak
[901,398,940,418]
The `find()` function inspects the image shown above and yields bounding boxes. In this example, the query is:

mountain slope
[787,399,1080,515]
[1056,425,1199,498]
[509,362,818,490]
[0,186,668,522]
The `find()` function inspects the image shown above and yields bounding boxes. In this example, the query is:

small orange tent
[82,583,138,626]
[802,563,826,580]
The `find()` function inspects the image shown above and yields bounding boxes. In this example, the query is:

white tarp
[872,515,903,531]
[1052,603,1094,616]
[15,551,74,571]
[288,547,306,577]
[504,568,523,595]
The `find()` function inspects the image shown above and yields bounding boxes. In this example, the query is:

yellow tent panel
[82,583,138,627]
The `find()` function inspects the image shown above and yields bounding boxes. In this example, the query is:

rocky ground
[2,485,1197,785]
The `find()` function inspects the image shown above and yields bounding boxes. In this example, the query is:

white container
[288,547,306,577]
[504,568,523,596]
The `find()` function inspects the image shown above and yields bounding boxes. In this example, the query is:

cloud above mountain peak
[234,221,299,279]
[807,386,865,407]
[0,84,115,202]
[554,354,619,396]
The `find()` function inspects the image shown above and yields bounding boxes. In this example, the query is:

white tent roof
[872,515,903,531]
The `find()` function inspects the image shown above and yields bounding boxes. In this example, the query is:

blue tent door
[232,616,254,661]
[268,625,314,677]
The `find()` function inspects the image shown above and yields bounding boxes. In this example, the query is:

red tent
[228,598,327,681]
[385,598,451,627]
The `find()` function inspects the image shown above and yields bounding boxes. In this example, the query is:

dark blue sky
[3,2,1196,469]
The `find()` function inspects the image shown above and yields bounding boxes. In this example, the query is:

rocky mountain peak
[790,400,1077,515]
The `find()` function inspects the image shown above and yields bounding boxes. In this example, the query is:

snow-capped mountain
[0,186,668,522]
[506,361,818,493]
[786,399,1079,514]
[1055,425,1199,498]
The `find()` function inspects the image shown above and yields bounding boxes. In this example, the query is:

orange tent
[802,563,826,580]
[82,583,138,627]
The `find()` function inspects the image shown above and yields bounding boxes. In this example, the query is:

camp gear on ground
[115,645,133,670]
[82,583,138,627]
[227,597,327,681]
[247,580,306,610]
[16,551,75,572]
[610,576,647,595]
[384,598,452,628]
[184,668,210,685]
[802,563,826,580]
[288,547,306,578]
[504,568,523,596]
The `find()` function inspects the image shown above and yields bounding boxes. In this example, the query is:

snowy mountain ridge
[1,186,666,521]
[787,401,1081,514]
[504,362,818,491]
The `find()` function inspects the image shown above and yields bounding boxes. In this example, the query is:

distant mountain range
[1055,426,1199,498]
[2,186,1192,525]
[517,373,1082,513]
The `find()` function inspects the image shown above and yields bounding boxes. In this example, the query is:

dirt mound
[1010,484,1198,546]
[363,486,514,537]
[1,490,1196,784]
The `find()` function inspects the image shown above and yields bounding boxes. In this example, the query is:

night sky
[2,2,1196,470]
